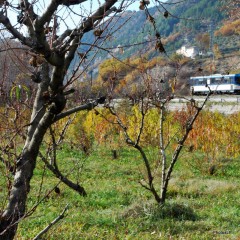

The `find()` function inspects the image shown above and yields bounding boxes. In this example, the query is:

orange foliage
[215,19,240,36]
[187,111,240,159]
[163,32,180,44]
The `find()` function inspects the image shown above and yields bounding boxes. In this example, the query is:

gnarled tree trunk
[0,1,118,238]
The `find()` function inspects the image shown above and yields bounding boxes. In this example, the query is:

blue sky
[83,0,156,12]
[5,1,162,35]
[58,0,159,32]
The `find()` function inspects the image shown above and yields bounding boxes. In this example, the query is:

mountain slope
[80,0,228,62]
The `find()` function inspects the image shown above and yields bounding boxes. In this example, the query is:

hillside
[80,0,237,63]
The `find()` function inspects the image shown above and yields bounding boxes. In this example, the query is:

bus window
[190,78,195,85]
[193,78,198,85]
[213,77,222,84]
[196,78,201,85]
[192,78,207,86]
[198,79,203,85]
[235,76,240,84]
[229,77,234,83]
[223,77,230,83]
[191,78,197,85]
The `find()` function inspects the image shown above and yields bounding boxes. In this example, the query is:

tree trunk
[0,153,37,239]
[0,110,54,239]
[0,1,119,238]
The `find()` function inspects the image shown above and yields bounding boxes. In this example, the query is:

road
[169,95,240,114]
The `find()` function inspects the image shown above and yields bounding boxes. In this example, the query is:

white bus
[190,74,240,95]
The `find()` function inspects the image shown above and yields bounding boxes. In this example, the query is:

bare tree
[0,0,135,238]
[103,63,211,204]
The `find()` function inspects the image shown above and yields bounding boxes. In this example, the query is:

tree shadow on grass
[121,202,197,222]
[155,203,197,221]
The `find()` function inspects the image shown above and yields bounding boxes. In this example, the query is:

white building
[176,45,199,59]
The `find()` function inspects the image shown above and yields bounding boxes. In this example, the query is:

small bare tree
[104,65,211,204]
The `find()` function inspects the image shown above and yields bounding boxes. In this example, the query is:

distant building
[112,44,123,53]
[176,45,199,59]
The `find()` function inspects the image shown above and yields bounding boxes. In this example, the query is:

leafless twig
[33,204,69,240]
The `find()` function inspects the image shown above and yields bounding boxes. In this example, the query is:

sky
[55,0,161,32]
[82,0,157,12]
[4,0,164,36]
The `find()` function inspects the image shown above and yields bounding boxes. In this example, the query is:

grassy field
[13,145,240,240]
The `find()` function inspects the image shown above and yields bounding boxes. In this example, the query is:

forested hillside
[81,0,230,62]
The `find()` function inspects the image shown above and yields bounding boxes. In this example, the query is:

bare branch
[161,92,212,201]
[80,0,118,33]
[135,99,146,145]
[139,180,151,191]
[37,1,86,29]
[62,0,118,70]
[33,204,69,240]
[107,104,161,203]
[62,0,87,6]
[0,11,32,46]
[0,155,15,174]
[159,103,167,198]
[39,152,87,196]
[54,99,100,121]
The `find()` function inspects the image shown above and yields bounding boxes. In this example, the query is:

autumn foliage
[215,19,240,36]
[60,106,240,161]
[94,56,169,98]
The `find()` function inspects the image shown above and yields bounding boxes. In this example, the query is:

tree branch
[135,98,146,145]
[159,103,167,199]
[161,92,212,202]
[0,155,15,174]
[62,0,118,71]
[36,0,87,29]
[62,0,87,6]
[36,0,87,28]
[107,104,161,203]
[54,100,99,121]
[39,152,87,196]
[0,11,32,46]
[80,0,118,33]
[33,204,69,240]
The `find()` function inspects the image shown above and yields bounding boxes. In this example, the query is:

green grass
[9,146,240,239]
